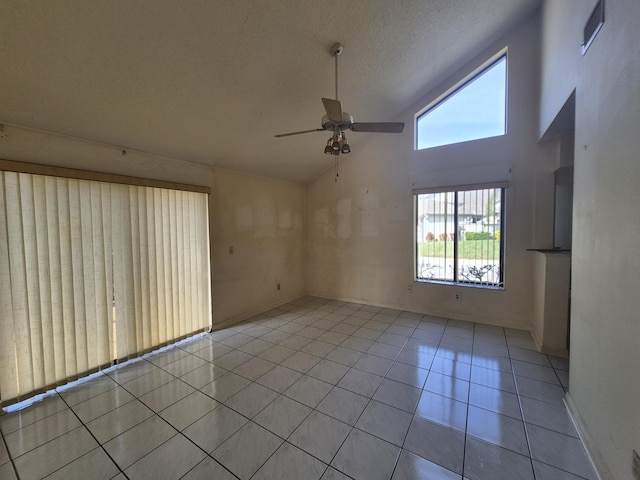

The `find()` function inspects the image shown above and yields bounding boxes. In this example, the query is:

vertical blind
[0,170,211,405]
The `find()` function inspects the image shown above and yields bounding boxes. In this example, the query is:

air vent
[582,0,605,55]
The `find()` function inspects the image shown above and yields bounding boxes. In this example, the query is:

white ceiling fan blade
[350,122,405,133]
[322,98,343,123]
[275,128,325,138]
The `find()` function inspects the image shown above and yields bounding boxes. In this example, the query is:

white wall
[306,13,542,329]
[210,167,305,325]
[0,125,306,327]
[541,1,640,478]
[539,1,585,136]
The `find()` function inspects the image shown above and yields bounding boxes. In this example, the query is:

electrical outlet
[407,284,413,292]
[633,449,640,480]
[455,293,460,300]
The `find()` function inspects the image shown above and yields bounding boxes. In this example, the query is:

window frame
[414,184,506,289]
[415,51,508,150]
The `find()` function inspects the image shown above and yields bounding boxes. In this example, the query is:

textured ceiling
[0,0,540,183]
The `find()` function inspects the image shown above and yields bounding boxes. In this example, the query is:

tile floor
[0,296,597,480]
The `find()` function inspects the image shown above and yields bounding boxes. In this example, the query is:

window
[415,186,505,287]
[416,55,507,149]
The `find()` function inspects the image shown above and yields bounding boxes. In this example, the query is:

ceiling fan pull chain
[335,156,339,182]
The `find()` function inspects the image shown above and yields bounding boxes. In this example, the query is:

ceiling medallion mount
[329,42,343,57]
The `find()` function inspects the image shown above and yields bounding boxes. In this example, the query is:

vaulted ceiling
[0,0,540,183]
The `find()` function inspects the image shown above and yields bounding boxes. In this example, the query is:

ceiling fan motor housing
[321,113,353,132]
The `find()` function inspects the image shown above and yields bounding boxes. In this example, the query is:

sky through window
[417,56,506,149]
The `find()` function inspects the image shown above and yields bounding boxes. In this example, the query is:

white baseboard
[306,290,531,331]
[564,393,612,480]
[211,294,301,331]
[531,327,543,351]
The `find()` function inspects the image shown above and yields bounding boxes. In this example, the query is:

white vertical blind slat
[176,193,186,337]
[96,182,113,364]
[161,189,173,342]
[189,193,198,334]
[32,175,54,387]
[20,174,44,391]
[137,188,151,351]
[148,190,158,348]
[0,173,19,401]
[111,185,123,360]
[183,194,193,336]
[195,194,203,330]
[168,189,178,341]
[58,179,77,380]
[7,173,34,396]
[76,181,93,374]
[154,188,167,344]
[128,187,143,355]
[204,194,213,331]
[46,177,65,384]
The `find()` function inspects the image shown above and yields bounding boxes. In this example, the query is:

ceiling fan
[275,42,405,156]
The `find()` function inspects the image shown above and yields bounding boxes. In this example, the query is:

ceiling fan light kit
[275,42,405,158]
[340,134,350,154]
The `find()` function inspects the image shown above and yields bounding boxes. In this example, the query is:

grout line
[111,355,241,479]
[391,316,455,477]
[56,392,130,480]
[0,429,20,480]
[457,317,477,480]
[505,334,539,479]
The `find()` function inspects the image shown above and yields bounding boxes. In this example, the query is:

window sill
[414,278,505,291]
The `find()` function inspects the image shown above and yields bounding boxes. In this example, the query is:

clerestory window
[416,55,507,149]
